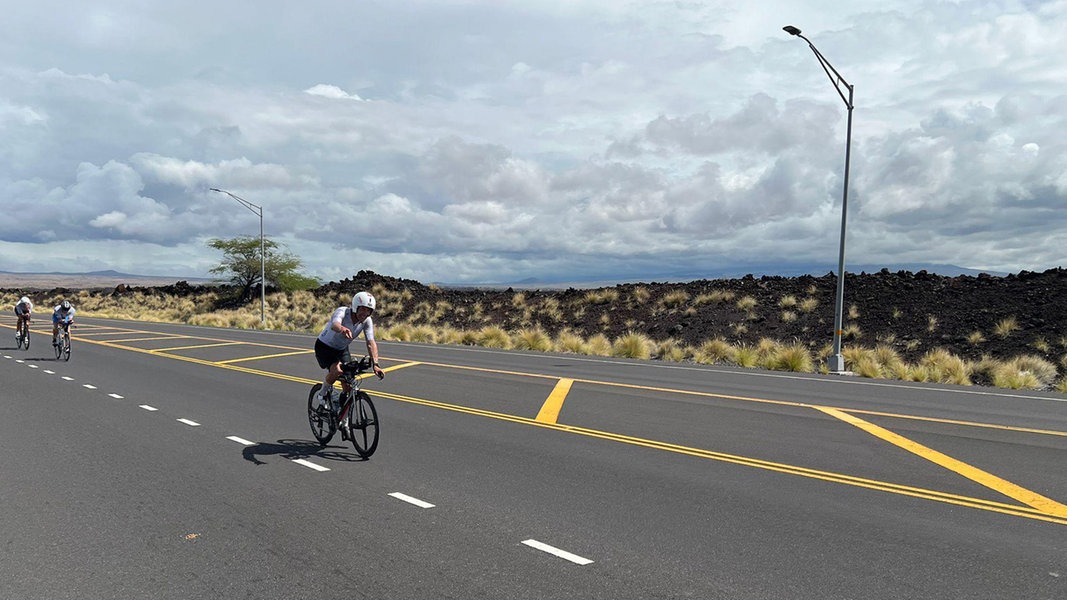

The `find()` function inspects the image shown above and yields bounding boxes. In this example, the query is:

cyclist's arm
[331,317,353,340]
[365,338,385,378]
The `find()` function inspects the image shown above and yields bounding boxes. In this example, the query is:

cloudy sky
[2,0,1065,284]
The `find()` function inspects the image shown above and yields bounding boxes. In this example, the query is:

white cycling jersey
[53,305,76,320]
[15,300,33,315]
[317,306,374,350]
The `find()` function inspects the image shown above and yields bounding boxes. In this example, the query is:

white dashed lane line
[8,349,598,570]
[291,459,330,472]
[521,539,594,566]
[389,492,436,509]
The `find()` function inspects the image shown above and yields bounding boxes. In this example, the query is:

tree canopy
[208,236,319,300]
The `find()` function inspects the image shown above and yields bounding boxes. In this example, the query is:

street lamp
[783,25,854,374]
[210,188,266,326]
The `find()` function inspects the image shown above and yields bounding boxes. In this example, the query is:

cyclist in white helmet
[14,296,33,340]
[52,300,76,347]
[313,291,385,409]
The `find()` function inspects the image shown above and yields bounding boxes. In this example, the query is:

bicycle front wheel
[307,383,335,446]
[54,335,62,359]
[63,334,71,361]
[345,391,379,458]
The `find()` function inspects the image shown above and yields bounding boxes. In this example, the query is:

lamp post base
[827,353,852,375]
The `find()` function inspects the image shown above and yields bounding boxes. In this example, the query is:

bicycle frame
[307,355,379,457]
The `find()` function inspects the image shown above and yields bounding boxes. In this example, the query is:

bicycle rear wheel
[344,391,379,458]
[307,383,335,446]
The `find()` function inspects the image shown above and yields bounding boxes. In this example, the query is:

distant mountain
[445,263,1010,289]
[0,269,214,290]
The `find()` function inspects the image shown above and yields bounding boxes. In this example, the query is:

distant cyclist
[52,300,76,347]
[313,291,385,410]
[14,296,33,339]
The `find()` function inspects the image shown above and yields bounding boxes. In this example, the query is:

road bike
[307,356,380,458]
[53,322,73,361]
[15,317,30,350]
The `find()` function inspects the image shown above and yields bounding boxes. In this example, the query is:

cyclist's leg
[314,340,345,404]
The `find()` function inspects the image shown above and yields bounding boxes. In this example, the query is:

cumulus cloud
[305,84,364,101]
[2,1,1067,282]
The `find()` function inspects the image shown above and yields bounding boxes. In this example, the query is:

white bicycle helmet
[352,291,376,311]
[61,300,71,310]
[20,296,29,305]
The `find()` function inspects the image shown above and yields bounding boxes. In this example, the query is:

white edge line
[108,393,124,399]
[521,539,594,565]
[139,405,158,411]
[226,436,256,446]
[291,458,330,472]
[177,418,200,426]
[388,492,436,509]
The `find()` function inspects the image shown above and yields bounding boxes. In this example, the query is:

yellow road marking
[536,378,574,424]
[216,350,315,364]
[154,341,246,352]
[94,335,191,343]
[416,358,1067,438]
[71,330,149,336]
[843,408,1067,438]
[372,389,1067,525]
[380,361,422,374]
[816,406,1067,518]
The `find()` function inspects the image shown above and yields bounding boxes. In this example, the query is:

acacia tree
[208,236,319,301]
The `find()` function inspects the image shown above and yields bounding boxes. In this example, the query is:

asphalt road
[1,315,1065,599]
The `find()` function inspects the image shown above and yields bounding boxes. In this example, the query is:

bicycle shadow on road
[241,438,366,466]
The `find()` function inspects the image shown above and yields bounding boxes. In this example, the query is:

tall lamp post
[210,188,266,326]
[783,25,854,374]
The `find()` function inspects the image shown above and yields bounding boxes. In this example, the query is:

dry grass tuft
[659,290,690,310]
[994,316,1019,338]
[798,297,819,313]
[513,327,553,351]
[584,289,619,305]
[768,343,814,372]
[477,326,512,349]
[612,331,653,359]
[694,338,734,365]
[736,296,757,312]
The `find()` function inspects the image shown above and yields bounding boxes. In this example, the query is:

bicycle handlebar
[340,356,373,376]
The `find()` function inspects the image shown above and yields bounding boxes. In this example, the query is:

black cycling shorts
[314,339,351,370]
